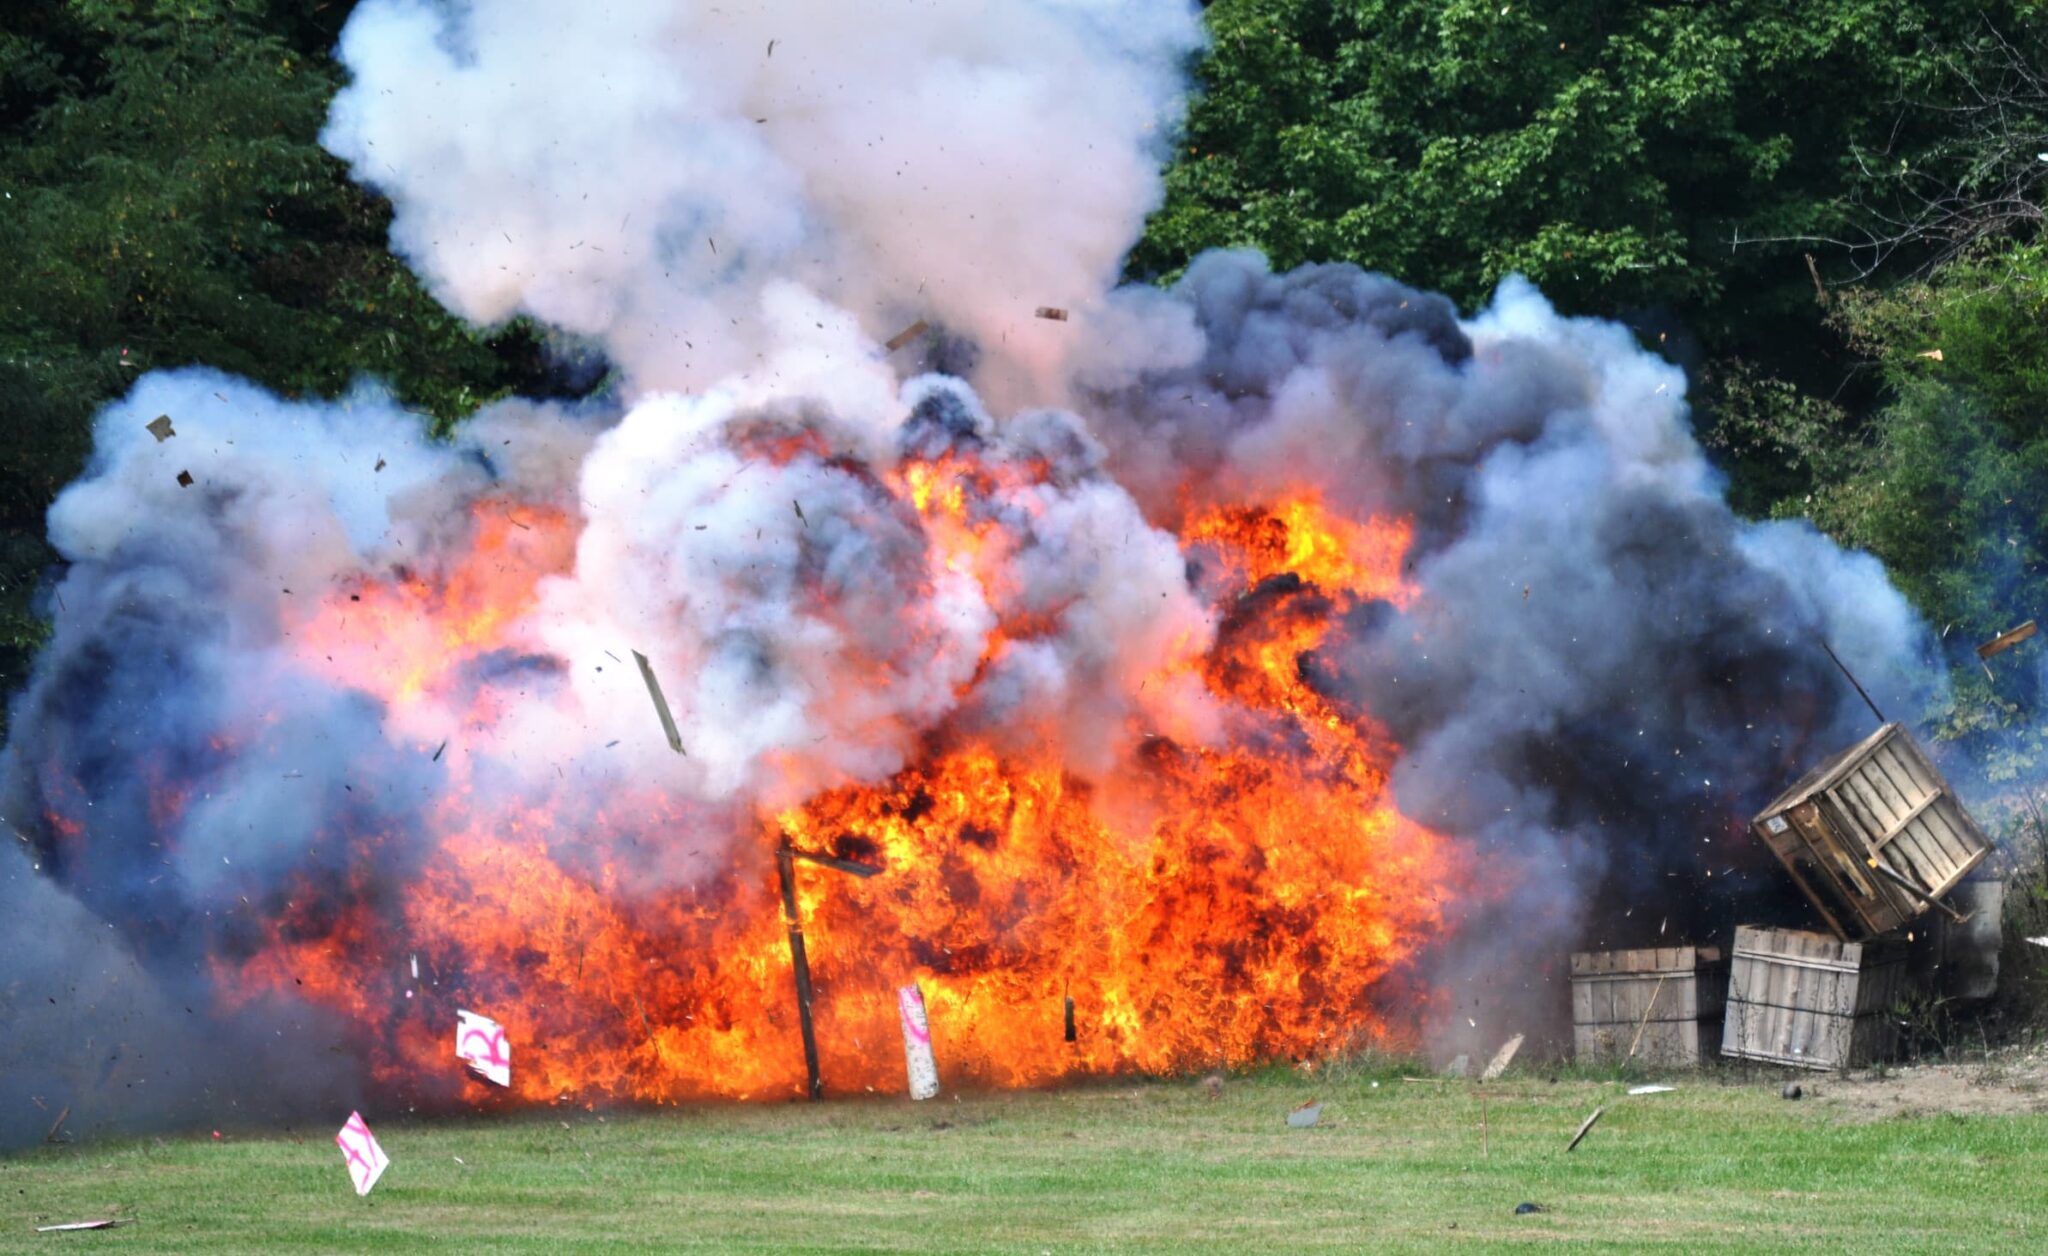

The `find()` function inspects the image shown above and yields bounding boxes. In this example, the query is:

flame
[199,456,1468,1103]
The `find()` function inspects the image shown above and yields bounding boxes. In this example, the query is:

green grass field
[4,1064,2044,1253]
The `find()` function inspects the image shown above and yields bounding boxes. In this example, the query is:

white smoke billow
[1,0,1947,1143]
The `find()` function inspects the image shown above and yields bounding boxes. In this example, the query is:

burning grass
[7,1068,2047,1252]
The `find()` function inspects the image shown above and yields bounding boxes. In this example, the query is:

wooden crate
[1570,946,1726,1066]
[1751,722,1990,940]
[1721,925,1908,1071]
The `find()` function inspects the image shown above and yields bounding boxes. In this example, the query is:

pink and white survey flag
[456,1008,511,1087]
[335,1111,389,1196]
[897,983,940,1101]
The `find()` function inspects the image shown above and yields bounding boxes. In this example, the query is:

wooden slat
[1874,744,1966,871]
[1886,740,1980,870]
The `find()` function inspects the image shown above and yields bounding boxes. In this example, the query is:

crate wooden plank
[1721,926,1906,1069]
[1570,947,1726,1065]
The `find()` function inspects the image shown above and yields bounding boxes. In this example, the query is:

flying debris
[145,415,175,442]
[632,649,686,754]
[175,470,193,487]
[1033,306,1069,321]
[1565,1106,1605,1152]
[884,319,930,352]
[456,1009,511,1088]
[1976,620,2036,660]
[1480,1033,1523,1080]
[335,1111,390,1196]
[1286,1099,1323,1128]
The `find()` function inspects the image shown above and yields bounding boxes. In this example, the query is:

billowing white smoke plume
[2,0,1951,1142]
[323,0,1201,401]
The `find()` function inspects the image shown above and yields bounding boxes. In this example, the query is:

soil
[1811,1044,2048,1121]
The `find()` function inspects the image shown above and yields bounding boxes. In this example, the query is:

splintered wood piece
[631,650,686,754]
[884,319,930,352]
[1977,620,2037,659]
[1033,306,1069,321]
[1625,975,1668,1059]
[1480,1033,1524,1080]
[1565,1105,1604,1152]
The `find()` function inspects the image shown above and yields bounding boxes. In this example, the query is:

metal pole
[1818,638,1885,724]
[776,837,824,1101]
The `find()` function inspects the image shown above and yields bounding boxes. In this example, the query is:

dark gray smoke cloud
[1074,252,1942,1052]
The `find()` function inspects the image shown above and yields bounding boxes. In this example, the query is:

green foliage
[1134,0,2011,354]
[0,1,544,716]
[1707,237,2048,774]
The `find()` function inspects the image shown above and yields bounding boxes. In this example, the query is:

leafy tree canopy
[1134,0,2032,355]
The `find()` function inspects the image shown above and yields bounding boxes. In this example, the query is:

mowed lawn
[3,1066,2045,1253]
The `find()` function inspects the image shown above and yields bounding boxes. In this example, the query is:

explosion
[215,412,1462,1103]
[1,0,1939,1143]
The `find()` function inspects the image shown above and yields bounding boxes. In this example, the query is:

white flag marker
[335,1111,389,1197]
[456,1008,512,1087]
[898,983,940,1101]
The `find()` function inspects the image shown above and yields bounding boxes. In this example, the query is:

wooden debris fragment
[176,470,194,488]
[1286,1099,1323,1128]
[1480,1033,1523,1080]
[1977,620,2037,660]
[45,1104,71,1143]
[884,319,930,352]
[36,1220,129,1232]
[1565,1105,1604,1152]
[788,848,881,877]
[146,415,175,442]
[1033,306,1069,321]
[1625,975,1667,1059]
[631,650,686,754]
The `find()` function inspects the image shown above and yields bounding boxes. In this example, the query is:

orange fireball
[220,448,1467,1103]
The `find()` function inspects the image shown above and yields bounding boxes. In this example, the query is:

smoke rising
[1073,256,1941,1049]
[322,0,1203,400]
[2,0,1953,1140]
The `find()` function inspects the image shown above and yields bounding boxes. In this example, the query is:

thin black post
[775,837,824,1101]
[1818,638,1885,725]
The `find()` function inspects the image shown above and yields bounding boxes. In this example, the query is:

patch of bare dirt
[1815,1045,2048,1121]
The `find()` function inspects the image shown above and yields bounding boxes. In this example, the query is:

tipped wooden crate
[1570,946,1726,1066]
[1721,925,1908,1071]
[1751,722,1991,940]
